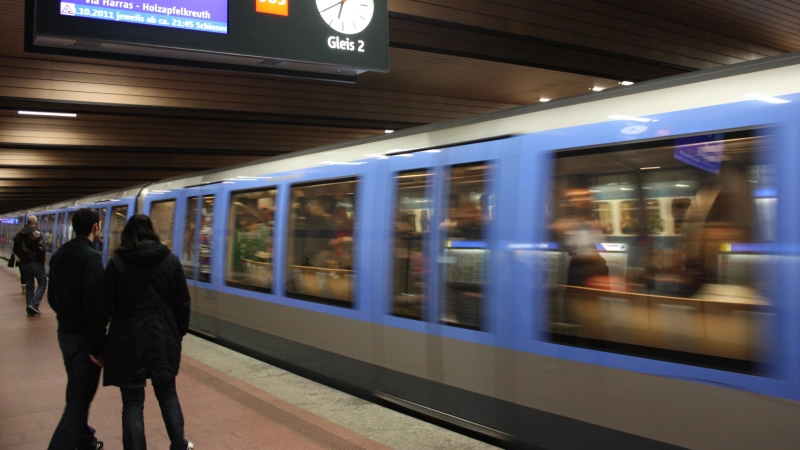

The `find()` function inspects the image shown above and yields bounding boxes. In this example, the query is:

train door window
[671,198,692,234]
[150,200,176,249]
[55,213,63,248]
[198,195,214,283]
[46,214,56,250]
[40,215,49,249]
[620,201,640,235]
[109,205,128,254]
[544,130,776,373]
[66,211,76,241]
[226,189,276,292]
[392,170,434,320]
[441,162,494,330]
[591,202,612,234]
[97,208,106,254]
[182,197,198,280]
[286,178,357,307]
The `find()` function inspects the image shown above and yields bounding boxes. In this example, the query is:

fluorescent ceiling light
[619,81,635,86]
[18,110,77,117]
[676,184,690,187]
[609,115,653,122]
[640,166,661,170]
[385,130,394,133]
[743,93,790,104]
[620,187,634,191]
[591,87,605,92]
[539,98,551,102]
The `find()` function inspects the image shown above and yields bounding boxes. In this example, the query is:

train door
[378,139,509,399]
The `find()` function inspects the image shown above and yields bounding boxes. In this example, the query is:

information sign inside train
[58,1,228,34]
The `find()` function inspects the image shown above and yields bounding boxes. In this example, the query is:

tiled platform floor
[0,264,496,450]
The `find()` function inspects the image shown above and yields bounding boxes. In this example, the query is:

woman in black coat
[89,214,192,450]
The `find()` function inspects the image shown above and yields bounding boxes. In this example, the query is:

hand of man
[90,354,104,368]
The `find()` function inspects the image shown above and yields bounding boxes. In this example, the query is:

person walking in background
[47,208,105,450]
[7,235,25,294]
[14,215,47,316]
[89,214,193,450]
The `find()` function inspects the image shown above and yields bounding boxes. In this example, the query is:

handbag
[7,253,16,268]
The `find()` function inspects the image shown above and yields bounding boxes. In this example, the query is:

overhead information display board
[58,1,229,34]
[31,0,389,78]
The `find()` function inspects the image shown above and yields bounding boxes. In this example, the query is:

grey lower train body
[188,285,800,450]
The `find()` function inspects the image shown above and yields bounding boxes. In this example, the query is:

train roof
[6,51,800,215]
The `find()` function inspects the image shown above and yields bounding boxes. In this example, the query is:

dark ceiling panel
[1,0,799,213]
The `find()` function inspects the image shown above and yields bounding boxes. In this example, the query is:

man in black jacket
[14,215,47,316]
[47,208,104,450]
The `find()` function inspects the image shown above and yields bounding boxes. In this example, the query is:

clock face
[317,0,374,35]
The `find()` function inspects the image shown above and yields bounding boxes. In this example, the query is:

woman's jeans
[120,378,188,450]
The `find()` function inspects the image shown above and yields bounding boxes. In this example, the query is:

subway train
[5,52,800,449]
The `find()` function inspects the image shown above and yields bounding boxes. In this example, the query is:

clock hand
[320,1,343,13]
[338,0,347,19]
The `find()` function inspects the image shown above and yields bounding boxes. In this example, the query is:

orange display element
[256,0,288,16]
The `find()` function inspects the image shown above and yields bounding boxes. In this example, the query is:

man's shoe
[187,442,193,450]
[26,305,40,316]
[96,441,104,450]
[21,285,26,294]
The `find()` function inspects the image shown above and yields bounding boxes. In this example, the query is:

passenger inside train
[285,179,357,305]
[544,130,776,373]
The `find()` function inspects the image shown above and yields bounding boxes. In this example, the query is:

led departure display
[58,1,228,34]
[32,0,389,77]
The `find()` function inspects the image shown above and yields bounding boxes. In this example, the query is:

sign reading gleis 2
[32,0,389,75]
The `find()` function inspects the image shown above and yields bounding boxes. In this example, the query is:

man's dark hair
[117,213,161,254]
[72,208,100,237]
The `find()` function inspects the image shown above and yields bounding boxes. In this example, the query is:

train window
[150,200,176,249]
[198,195,214,283]
[108,205,128,254]
[286,178,357,307]
[226,189,276,293]
[591,202,613,234]
[182,197,198,280]
[544,130,776,373]
[441,162,494,330]
[392,170,434,320]
[620,200,664,235]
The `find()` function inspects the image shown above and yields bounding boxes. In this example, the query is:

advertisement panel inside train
[33,0,389,72]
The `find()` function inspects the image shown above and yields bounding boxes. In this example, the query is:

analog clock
[317,0,374,35]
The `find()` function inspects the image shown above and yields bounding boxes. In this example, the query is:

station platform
[0,264,496,449]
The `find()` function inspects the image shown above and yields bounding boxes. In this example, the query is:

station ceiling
[1,0,799,213]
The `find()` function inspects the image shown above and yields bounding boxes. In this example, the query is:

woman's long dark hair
[116,213,161,254]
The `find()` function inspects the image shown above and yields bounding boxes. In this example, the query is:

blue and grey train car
[6,52,800,449]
